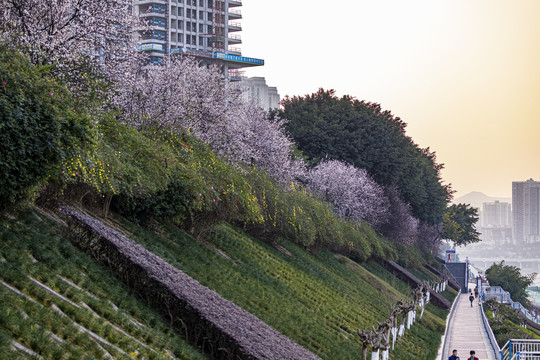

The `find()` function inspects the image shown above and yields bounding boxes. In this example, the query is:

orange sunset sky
[240,0,540,198]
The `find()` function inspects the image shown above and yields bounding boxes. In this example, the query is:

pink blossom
[307,160,388,226]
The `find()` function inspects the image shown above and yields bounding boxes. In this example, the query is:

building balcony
[228,34,241,44]
[137,0,167,4]
[139,38,167,45]
[228,9,242,19]
[229,0,242,8]
[228,46,241,55]
[228,21,242,32]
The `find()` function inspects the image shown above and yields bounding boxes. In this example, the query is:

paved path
[446,287,495,360]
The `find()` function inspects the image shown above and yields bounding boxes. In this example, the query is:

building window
[178,20,184,29]
[192,35,197,45]
[178,33,183,43]
[208,25,212,34]
[199,23,204,33]
[199,0,204,7]
[186,8,191,18]
[186,35,191,44]
[199,36,205,47]
[177,7,183,16]
[199,10,204,20]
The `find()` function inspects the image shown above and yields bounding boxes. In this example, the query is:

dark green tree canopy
[442,203,480,246]
[486,261,536,308]
[279,89,452,225]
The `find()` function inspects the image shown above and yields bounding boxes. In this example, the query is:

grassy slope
[0,210,206,360]
[111,215,455,360]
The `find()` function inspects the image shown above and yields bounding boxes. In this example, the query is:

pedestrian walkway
[445,286,495,360]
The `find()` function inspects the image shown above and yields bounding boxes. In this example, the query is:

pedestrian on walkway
[468,350,479,360]
[448,349,460,360]
[469,293,475,307]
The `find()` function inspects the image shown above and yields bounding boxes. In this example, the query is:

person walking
[449,349,460,360]
[469,293,475,307]
[468,350,479,360]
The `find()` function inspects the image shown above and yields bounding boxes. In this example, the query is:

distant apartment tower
[479,201,512,245]
[482,201,512,227]
[132,0,263,78]
[240,77,280,111]
[513,179,540,244]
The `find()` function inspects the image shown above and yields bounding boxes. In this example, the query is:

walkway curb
[438,291,462,360]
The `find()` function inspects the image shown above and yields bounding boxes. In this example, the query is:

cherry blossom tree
[115,56,304,184]
[114,57,230,131]
[306,160,389,226]
[377,186,419,245]
[1,0,143,86]
[226,103,306,184]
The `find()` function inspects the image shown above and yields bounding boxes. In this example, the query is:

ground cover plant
[107,213,454,360]
[484,299,540,347]
[0,210,206,360]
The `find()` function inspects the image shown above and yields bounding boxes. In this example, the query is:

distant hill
[454,191,512,209]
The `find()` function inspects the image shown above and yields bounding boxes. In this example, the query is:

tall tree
[280,89,452,225]
[486,261,536,308]
[442,203,480,246]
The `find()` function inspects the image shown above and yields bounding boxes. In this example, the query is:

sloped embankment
[60,205,320,360]
[0,209,206,359]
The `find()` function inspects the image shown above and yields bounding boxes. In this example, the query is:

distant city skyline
[239,0,540,198]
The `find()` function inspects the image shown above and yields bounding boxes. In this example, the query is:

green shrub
[0,46,91,210]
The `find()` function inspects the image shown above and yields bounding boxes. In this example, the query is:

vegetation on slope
[105,214,454,360]
[484,300,540,347]
[0,210,206,360]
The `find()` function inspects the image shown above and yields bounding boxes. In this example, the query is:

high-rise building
[479,201,512,245]
[132,0,263,78]
[482,201,512,227]
[240,77,280,110]
[513,179,540,244]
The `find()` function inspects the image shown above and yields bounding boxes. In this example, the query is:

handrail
[483,287,540,324]
[501,340,540,360]
[440,292,462,360]
[479,301,501,359]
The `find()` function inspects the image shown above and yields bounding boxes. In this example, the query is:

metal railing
[501,340,540,360]
[440,292,462,360]
[480,301,501,359]
[511,352,540,360]
[483,286,540,324]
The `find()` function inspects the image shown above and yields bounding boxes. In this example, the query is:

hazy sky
[240,0,540,198]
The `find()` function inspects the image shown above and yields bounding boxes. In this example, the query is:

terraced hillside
[0,210,206,359]
[106,213,457,360]
[0,208,457,359]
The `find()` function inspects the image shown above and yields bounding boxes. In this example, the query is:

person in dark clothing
[469,293,475,307]
[449,349,460,360]
[468,350,479,360]
[474,286,479,298]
